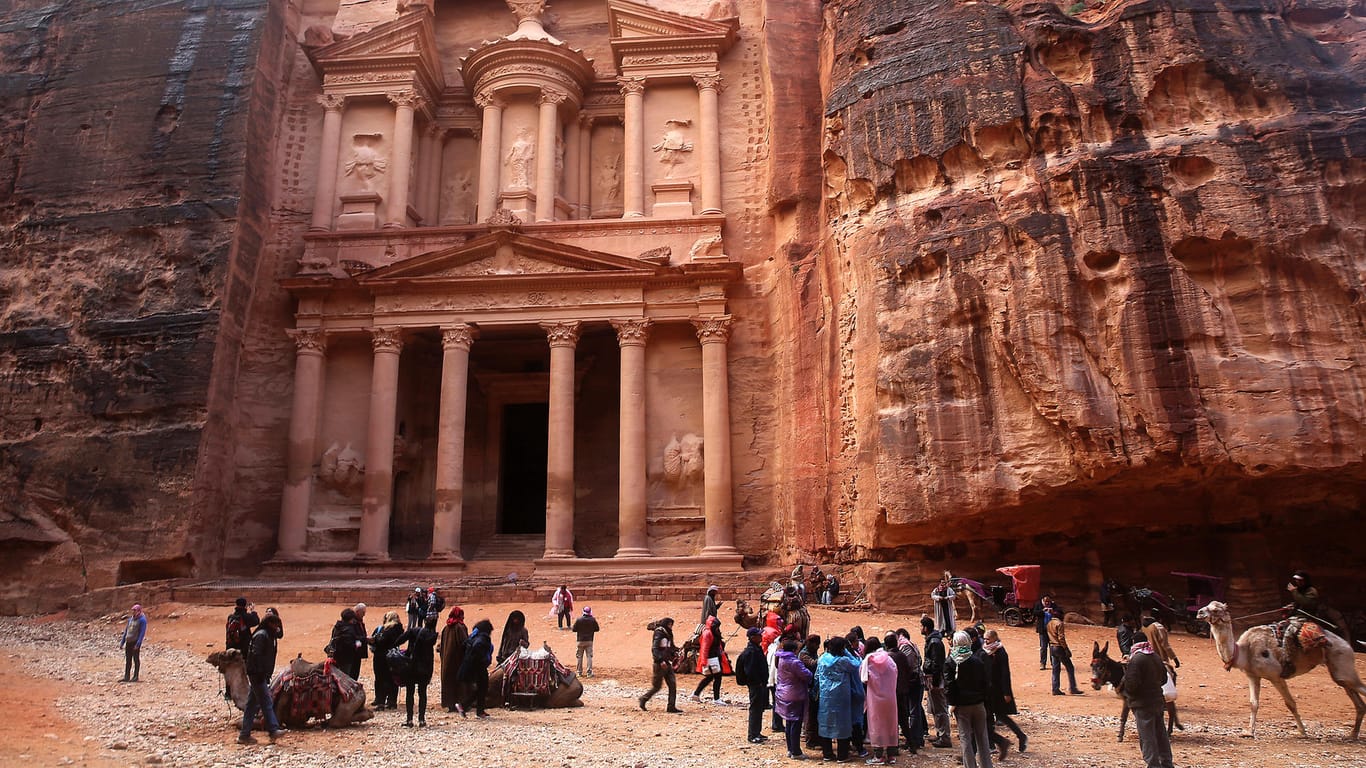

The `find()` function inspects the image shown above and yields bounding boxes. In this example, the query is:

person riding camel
[1277,570,1351,678]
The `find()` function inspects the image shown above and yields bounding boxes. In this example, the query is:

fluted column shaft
[563,111,581,219]
[385,91,420,228]
[476,93,504,222]
[277,329,327,557]
[431,325,474,560]
[694,73,723,214]
[613,319,652,557]
[536,91,563,222]
[542,321,581,558]
[694,316,737,556]
[310,95,346,231]
[357,328,403,558]
[620,77,646,218]
[415,125,434,224]
[577,116,593,219]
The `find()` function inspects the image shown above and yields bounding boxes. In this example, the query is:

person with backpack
[370,611,405,710]
[225,597,259,655]
[395,615,439,727]
[119,604,147,682]
[406,588,426,630]
[922,616,952,749]
[456,618,495,718]
[238,612,285,745]
[638,617,681,712]
[736,626,771,743]
[425,587,445,623]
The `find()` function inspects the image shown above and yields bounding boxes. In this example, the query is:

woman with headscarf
[394,615,439,727]
[945,630,993,768]
[457,618,496,718]
[775,637,812,758]
[861,637,900,764]
[817,635,858,762]
[330,608,366,680]
[691,615,731,702]
[370,610,404,710]
[438,606,468,712]
[497,609,529,665]
[119,604,147,682]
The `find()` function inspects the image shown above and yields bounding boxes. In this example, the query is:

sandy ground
[3,597,1365,767]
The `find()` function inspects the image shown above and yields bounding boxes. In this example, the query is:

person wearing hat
[119,604,147,682]
[225,597,259,655]
[701,585,721,627]
[571,606,601,678]
[239,611,285,745]
[406,588,426,630]
[736,626,771,743]
[640,617,681,712]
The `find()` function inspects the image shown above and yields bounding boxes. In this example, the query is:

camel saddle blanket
[499,649,572,698]
[271,666,362,721]
[1297,622,1329,651]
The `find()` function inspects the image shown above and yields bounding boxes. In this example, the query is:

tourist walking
[861,637,900,764]
[1123,639,1175,768]
[946,630,993,768]
[1047,611,1083,695]
[396,615,439,726]
[238,612,285,745]
[438,606,468,711]
[552,585,575,630]
[425,587,445,622]
[775,637,812,759]
[737,626,771,743]
[456,618,495,718]
[119,604,147,682]
[572,606,600,677]
[921,616,952,748]
[406,588,426,630]
[692,615,731,702]
[371,610,404,710]
[497,609,529,664]
[817,635,858,761]
[983,629,1027,754]
[225,597,259,655]
[329,607,367,681]
[931,573,957,635]
[639,617,681,712]
[1034,595,1056,669]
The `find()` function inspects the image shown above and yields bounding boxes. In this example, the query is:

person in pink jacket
[861,637,901,765]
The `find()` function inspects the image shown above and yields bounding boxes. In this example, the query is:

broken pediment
[309,8,444,95]
[357,231,664,284]
[607,0,738,40]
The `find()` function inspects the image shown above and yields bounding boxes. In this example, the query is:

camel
[1089,640,1182,741]
[733,598,760,629]
[205,649,373,729]
[1197,601,1366,739]
[484,643,584,708]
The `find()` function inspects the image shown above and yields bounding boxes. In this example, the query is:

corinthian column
[693,316,737,556]
[536,90,566,222]
[619,77,646,218]
[541,320,581,558]
[385,90,422,228]
[475,91,505,222]
[431,324,474,560]
[357,328,404,559]
[693,73,724,214]
[577,115,593,219]
[310,94,347,231]
[277,329,327,558]
[612,318,652,557]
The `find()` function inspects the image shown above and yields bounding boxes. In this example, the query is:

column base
[274,549,306,561]
[614,547,653,558]
[428,551,465,562]
[353,552,390,562]
[622,211,645,218]
[700,207,722,215]
[541,548,577,559]
[700,545,740,557]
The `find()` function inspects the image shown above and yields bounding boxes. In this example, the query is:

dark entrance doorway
[389,469,433,559]
[499,402,548,534]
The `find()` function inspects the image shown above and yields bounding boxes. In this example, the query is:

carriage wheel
[1004,607,1023,627]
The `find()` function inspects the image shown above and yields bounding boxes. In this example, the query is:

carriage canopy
[996,565,1042,605]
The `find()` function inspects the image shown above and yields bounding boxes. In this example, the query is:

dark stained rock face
[808,0,1366,605]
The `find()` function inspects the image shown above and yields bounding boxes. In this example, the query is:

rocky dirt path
[3,600,1365,767]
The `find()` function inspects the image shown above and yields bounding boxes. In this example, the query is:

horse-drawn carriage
[989,564,1042,627]
[1171,571,1224,637]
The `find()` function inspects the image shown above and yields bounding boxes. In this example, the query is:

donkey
[1090,641,1183,741]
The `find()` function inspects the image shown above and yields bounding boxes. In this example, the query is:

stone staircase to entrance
[472,534,546,561]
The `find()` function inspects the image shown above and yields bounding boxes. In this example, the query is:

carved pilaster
[541,320,582,348]
[287,328,327,356]
[692,72,724,92]
[371,327,405,353]
[692,315,733,344]
[318,93,347,112]
[611,318,652,347]
[441,324,476,351]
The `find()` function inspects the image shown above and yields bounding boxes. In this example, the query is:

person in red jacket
[760,611,782,653]
[691,615,731,703]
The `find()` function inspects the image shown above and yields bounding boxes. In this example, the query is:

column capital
[286,328,327,355]
[474,90,505,110]
[441,324,476,351]
[318,93,347,112]
[617,76,646,96]
[425,123,448,140]
[540,89,569,106]
[541,320,582,348]
[611,318,652,347]
[578,113,595,129]
[692,315,733,344]
[370,327,405,353]
[470,125,483,141]
[387,89,423,109]
[692,72,724,92]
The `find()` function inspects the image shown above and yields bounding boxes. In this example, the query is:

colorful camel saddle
[1275,619,1329,652]
[270,659,361,721]
[499,647,572,699]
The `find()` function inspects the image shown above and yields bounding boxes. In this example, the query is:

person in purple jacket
[775,637,814,759]
[119,604,147,682]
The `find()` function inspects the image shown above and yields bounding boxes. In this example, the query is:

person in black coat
[736,627,771,743]
[945,631,992,768]
[1123,641,1174,768]
[639,617,682,712]
[238,613,284,745]
[921,616,952,748]
[329,608,367,681]
[395,615,439,726]
[457,618,496,717]
[370,611,405,710]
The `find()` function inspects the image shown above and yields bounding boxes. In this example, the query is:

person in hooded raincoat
[437,606,468,712]
[817,635,858,762]
[775,637,813,759]
[861,637,900,764]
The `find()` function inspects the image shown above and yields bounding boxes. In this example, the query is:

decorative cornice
[371,327,405,352]
[541,320,582,348]
[611,318,652,346]
[287,328,328,355]
[318,93,347,112]
[692,315,732,343]
[441,324,476,351]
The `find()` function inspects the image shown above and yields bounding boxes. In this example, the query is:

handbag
[703,658,722,675]
[387,647,414,685]
[1161,669,1177,702]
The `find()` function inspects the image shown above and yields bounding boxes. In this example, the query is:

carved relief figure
[651,119,694,178]
[506,129,536,189]
[344,134,387,192]
[318,442,365,495]
[705,0,739,20]
[663,433,704,486]
[601,153,622,204]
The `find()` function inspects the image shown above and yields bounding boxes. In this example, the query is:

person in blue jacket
[816,635,859,761]
[456,618,496,718]
[119,604,147,682]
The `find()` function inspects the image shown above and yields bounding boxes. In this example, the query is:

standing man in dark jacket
[737,627,771,743]
[884,632,922,754]
[225,597,259,655]
[1034,595,1056,669]
[1123,640,1175,768]
[456,618,495,718]
[983,629,1027,753]
[571,606,601,677]
[921,616,952,748]
[329,608,366,681]
[639,617,682,712]
[238,613,284,745]
[395,615,439,727]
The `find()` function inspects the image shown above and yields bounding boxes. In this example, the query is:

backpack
[226,614,248,649]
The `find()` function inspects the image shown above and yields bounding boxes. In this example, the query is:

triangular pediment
[608,0,738,40]
[358,231,665,283]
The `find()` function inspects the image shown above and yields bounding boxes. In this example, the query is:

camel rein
[1231,608,1283,623]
